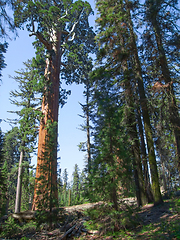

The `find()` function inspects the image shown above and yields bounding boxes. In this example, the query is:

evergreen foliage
[13,0,96,210]
[0,0,17,84]
[87,68,133,209]
[0,0,180,235]
[91,0,164,206]
[8,59,43,213]
[0,128,7,216]
[0,0,17,38]
[0,42,7,82]
[72,164,80,205]
[1,127,21,213]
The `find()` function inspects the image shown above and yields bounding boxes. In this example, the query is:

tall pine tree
[9,59,42,213]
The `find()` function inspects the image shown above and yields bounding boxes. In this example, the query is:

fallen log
[11,210,36,222]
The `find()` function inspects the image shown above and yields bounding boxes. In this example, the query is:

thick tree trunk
[126,4,163,205]
[32,30,61,210]
[15,141,25,213]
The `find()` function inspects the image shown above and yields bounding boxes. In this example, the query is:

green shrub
[84,202,139,236]
[0,216,21,238]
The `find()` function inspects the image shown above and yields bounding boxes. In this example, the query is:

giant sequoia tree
[14,0,95,210]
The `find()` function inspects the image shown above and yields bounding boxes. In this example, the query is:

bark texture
[136,105,154,203]
[126,3,163,205]
[32,30,61,210]
[15,141,25,213]
[123,63,148,207]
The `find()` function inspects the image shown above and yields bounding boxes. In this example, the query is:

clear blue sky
[0,0,96,181]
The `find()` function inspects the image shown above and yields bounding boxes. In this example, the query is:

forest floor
[0,196,180,239]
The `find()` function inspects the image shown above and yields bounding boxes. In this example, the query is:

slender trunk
[156,137,168,192]
[122,64,148,206]
[68,189,71,206]
[126,3,163,205]
[32,30,61,210]
[5,176,9,215]
[161,160,167,192]
[152,17,180,173]
[110,177,118,211]
[132,156,141,207]
[86,82,91,174]
[15,141,25,213]
[109,121,118,210]
[136,105,154,202]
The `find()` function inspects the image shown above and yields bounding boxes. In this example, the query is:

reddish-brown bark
[32,31,61,210]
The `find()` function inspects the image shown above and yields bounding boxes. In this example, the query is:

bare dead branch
[60,9,68,19]
[60,8,84,55]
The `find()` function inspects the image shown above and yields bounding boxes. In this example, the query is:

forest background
[0,0,180,221]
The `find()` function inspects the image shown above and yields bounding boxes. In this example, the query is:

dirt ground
[1,197,179,239]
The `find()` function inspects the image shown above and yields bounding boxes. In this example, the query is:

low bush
[84,202,139,236]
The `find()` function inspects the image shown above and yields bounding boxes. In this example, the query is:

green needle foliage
[13,0,96,210]
[8,59,43,213]
[9,59,43,149]
[1,127,21,214]
[0,0,17,38]
[94,0,163,205]
[86,67,133,209]
[0,0,17,84]
[0,42,8,83]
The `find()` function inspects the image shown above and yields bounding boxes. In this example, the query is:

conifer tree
[122,63,148,206]
[57,169,62,204]
[0,128,7,216]
[78,57,94,175]
[0,43,7,83]
[72,164,80,205]
[95,0,162,205]
[79,169,87,203]
[9,59,42,213]
[2,127,21,213]
[13,0,95,210]
[89,68,132,209]
[62,168,68,206]
[0,0,17,83]
[125,0,162,204]
[144,0,180,173]
[0,0,17,38]
[135,103,154,202]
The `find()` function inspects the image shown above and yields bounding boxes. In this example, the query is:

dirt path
[1,197,179,239]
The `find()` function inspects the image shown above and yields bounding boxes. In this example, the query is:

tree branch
[61,9,68,19]
[29,31,52,50]
[29,20,52,50]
